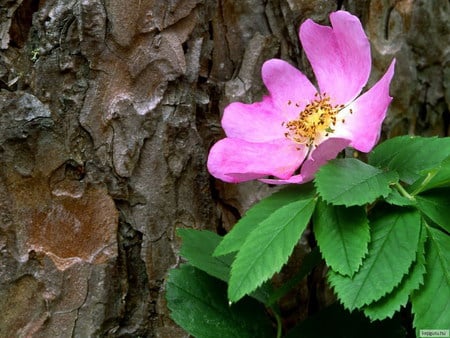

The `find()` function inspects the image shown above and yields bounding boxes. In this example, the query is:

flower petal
[301,138,351,181]
[262,59,317,119]
[300,11,371,104]
[207,138,308,183]
[259,138,350,185]
[335,60,396,152]
[258,174,306,185]
[222,96,286,142]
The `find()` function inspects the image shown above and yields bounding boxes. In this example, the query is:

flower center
[284,93,344,146]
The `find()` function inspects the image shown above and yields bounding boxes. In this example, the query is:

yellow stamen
[284,94,343,147]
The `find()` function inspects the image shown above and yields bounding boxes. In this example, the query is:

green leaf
[285,303,406,338]
[328,208,421,310]
[363,224,427,320]
[425,155,450,188]
[166,264,273,338]
[315,158,399,206]
[369,136,450,184]
[214,184,315,256]
[416,189,450,233]
[420,156,450,190]
[385,188,416,207]
[411,226,450,334]
[177,228,272,304]
[314,200,370,277]
[228,196,316,303]
[178,228,234,282]
[409,156,450,194]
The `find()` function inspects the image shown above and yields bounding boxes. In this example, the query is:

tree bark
[0,0,448,336]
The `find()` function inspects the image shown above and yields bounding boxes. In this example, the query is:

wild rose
[207,10,395,184]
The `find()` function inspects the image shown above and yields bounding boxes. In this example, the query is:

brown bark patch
[24,182,118,270]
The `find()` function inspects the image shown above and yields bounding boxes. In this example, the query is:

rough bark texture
[0,0,448,336]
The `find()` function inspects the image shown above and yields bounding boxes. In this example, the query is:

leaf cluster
[166,136,450,337]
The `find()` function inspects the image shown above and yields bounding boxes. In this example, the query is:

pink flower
[207,10,396,184]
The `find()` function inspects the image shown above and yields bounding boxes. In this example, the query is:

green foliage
[168,135,450,338]
[314,200,370,277]
[315,158,398,206]
[166,265,273,338]
[419,156,450,190]
[385,189,416,206]
[214,184,315,256]
[416,189,450,233]
[177,228,272,304]
[409,156,450,194]
[178,228,234,282]
[369,136,450,184]
[228,196,316,303]
[411,226,450,334]
[328,208,421,310]
[363,225,427,320]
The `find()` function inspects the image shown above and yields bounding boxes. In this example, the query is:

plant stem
[273,308,282,338]
[394,182,414,200]
[411,171,436,196]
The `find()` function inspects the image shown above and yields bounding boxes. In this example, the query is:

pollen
[284,93,343,146]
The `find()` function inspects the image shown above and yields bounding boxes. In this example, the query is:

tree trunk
[0,0,448,336]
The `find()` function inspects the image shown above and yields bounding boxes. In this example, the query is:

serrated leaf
[363,224,427,320]
[369,136,450,184]
[177,228,272,304]
[411,226,450,334]
[228,196,316,303]
[416,189,450,233]
[166,264,273,338]
[285,303,406,338]
[214,184,315,257]
[178,228,234,282]
[385,188,416,206]
[328,208,421,310]
[314,200,370,277]
[409,156,450,194]
[315,158,399,206]
[420,155,450,190]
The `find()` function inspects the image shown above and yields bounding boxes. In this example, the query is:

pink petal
[337,60,396,152]
[207,138,308,183]
[301,138,351,181]
[222,96,286,142]
[259,174,307,185]
[300,11,371,104]
[260,138,350,185]
[262,59,317,119]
